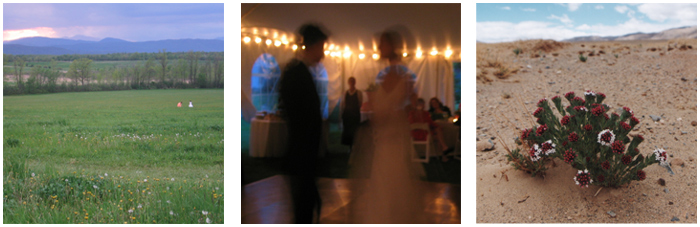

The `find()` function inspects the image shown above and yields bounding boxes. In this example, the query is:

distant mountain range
[3,37,224,55]
[564,26,697,42]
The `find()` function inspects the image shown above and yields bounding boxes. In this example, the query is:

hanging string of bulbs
[242,26,461,61]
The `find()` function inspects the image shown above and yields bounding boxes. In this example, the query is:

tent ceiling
[242,3,461,53]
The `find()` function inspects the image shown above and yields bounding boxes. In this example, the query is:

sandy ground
[476,39,697,223]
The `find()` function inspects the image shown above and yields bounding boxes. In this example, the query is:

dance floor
[242,175,461,224]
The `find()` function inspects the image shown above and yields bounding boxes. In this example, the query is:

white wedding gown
[348,65,427,224]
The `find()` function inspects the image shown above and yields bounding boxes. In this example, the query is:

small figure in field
[189,100,194,108]
[177,101,182,108]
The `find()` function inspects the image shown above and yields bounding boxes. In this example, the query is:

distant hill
[3,37,224,55]
[564,26,697,42]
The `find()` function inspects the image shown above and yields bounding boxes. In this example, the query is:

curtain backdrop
[242,45,456,122]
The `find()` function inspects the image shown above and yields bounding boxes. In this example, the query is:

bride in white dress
[348,29,427,224]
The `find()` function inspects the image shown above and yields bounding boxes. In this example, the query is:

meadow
[3,89,224,224]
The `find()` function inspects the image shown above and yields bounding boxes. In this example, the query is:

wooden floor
[242,175,461,224]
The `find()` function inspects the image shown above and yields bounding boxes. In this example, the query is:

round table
[249,118,328,158]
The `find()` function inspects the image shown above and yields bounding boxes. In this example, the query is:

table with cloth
[249,118,328,157]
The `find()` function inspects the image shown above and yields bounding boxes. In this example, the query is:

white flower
[653,148,668,163]
[128,208,134,214]
[105,173,108,177]
[205,174,209,178]
[584,90,596,96]
[137,204,142,209]
[170,210,174,216]
[529,144,542,162]
[171,178,175,181]
[143,179,147,182]
[166,186,170,190]
[120,176,123,179]
[215,187,219,190]
[166,200,171,204]
[93,185,98,189]
[65,179,69,182]
[206,217,211,224]
[597,129,615,147]
[31,173,35,177]
[542,140,556,156]
[202,210,208,215]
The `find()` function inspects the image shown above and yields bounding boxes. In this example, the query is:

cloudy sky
[3,3,224,42]
[477,3,697,43]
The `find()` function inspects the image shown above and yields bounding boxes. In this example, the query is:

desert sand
[476,39,697,223]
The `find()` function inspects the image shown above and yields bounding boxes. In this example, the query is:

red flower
[574,106,587,112]
[630,116,640,125]
[622,155,632,165]
[573,97,585,104]
[533,107,544,117]
[604,113,610,120]
[562,141,568,147]
[623,106,634,116]
[561,115,570,125]
[636,134,644,141]
[584,124,593,131]
[597,92,606,99]
[611,112,619,118]
[568,132,579,142]
[565,91,575,100]
[536,124,548,136]
[574,170,592,188]
[591,106,604,116]
[551,95,561,101]
[537,99,547,107]
[611,141,625,154]
[620,122,631,131]
[637,170,646,181]
[564,148,577,164]
[601,161,611,170]
[597,175,605,183]
[521,129,531,140]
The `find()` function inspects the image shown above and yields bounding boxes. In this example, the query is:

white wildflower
[597,129,615,147]
[137,204,142,209]
[170,210,174,216]
[93,185,98,189]
[653,148,668,164]
[202,210,208,215]
[31,173,35,177]
[206,217,211,223]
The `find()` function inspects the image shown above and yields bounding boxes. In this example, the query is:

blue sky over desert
[477,3,697,43]
[3,3,223,42]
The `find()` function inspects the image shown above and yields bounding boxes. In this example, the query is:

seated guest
[428,97,452,121]
[409,98,451,162]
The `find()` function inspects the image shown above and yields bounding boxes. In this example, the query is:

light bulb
[243,37,251,43]
[255,37,262,43]
[324,51,330,55]
[265,39,272,45]
[359,53,366,59]
[430,49,438,56]
[292,44,298,50]
[445,49,453,58]
[372,54,379,60]
[403,52,408,57]
[274,40,281,47]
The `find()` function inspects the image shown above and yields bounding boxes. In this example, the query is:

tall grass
[3,89,224,224]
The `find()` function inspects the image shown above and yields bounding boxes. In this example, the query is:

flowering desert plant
[507,91,667,188]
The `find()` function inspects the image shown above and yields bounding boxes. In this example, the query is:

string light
[243,37,251,43]
[359,53,366,59]
[445,49,453,58]
[343,51,352,58]
[254,37,262,44]
[265,39,272,45]
[416,47,423,58]
[282,40,289,45]
[302,45,306,50]
[274,40,281,47]
[292,44,298,50]
[324,51,330,56]
[403,52,408,57]
[372,53,379,60]
[329,44,335,50]
[430,48,438,56]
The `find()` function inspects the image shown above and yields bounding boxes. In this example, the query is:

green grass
[3,89,224,224]
[4,59,182,72]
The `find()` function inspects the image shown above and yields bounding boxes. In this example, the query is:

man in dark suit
[277,23,328,224]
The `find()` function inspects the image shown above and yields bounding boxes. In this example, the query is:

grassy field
[3,89,224,224]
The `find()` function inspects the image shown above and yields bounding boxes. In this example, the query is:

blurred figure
[341,77,362,151]
[277,23,328,224]
[409,98,450,162]
[188,100,194,108]
[428,97,451,121]
[177,101,182,108]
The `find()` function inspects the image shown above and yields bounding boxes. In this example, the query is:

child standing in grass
[189,100,193,108]
[177,101,182,107]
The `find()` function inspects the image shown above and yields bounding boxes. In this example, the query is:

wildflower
[597,129,615,147]
[541,140,556,156]
[591,106,604,116]
[637,170,646,181]
[563,149,577,164]
[166,200,171,204]
[572,97,585,105]
[31,173,35,177]
[584,90,596,96]
[596,92,606,99]
[66,179,69,182]
[144,179,148,182]
[635,134,644,142]
[533,107,544,117]
[653,148,668,164]
[202,210,208,215]
[562,141,568,147]
[584,124,593,131]
[622,155,632,165]
[611,141,625,154]
[536,118,545,125]
[537,99,547,107]
[137,204,142,209]
[574,169,593,188]
[603,113,609,120]
[215,187,219,190]
[630,116,640,125]
[105,173,108,177]
[564,91,575,100]
[620,122,631,131]
[568,132,579,142]
[597,175,605,183]
[93,185,98,189]
[560,115,570,125]
[206,217,211,224]
[574,106,588,112]
[529,144,542,162]
[551,95,561,101]
[601,161,611,170]
[128,208,134,214]
[536,124,548,136]
[623,106,633,116]
[170,210,175,216]
[171,178,175,181]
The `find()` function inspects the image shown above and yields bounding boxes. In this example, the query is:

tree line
[3,50,224,95]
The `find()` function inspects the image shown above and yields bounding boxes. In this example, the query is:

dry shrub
[552,53,559,57]
[476,42,518,82]
[531,40,569,53]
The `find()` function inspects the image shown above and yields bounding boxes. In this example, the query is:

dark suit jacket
[278,59,322,174]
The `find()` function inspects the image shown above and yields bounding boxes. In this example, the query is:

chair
[409,123,431,163]
[454,135,461,160]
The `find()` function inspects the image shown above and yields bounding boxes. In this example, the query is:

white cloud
[547,14,573,26]
[476,21,589,43]
[595,5,604,10]
[576,24,591,30]
[567,3,582,11]
[615,5,629,14]
[637,3,697,24]
[522,8,536,12]
[501,6,511,10]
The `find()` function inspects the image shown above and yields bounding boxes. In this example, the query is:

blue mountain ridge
[3,37,223,55]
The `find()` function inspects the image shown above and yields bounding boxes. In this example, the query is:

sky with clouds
[477,3,697,43]
[3,3,223,42]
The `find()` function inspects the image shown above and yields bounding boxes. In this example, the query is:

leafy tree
[68,58,93,88]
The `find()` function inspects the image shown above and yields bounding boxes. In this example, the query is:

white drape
[241,45,456,121]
